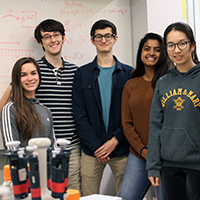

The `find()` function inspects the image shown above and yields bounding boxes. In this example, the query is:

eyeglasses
[92,34,115,42]
[166,41,190,51]
[42,32,62,41]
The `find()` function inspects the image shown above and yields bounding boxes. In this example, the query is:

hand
[94,136,119,162]
[148,176,160,186]
[96,156,110,163]
[141,148,148,160]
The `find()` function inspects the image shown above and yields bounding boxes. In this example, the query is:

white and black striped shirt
[36,56,80,145]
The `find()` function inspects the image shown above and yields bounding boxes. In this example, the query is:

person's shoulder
[2,101,14,113]
[124,76,142,88]
[116,61,133,74]
[120,62,133,69]
[63,59,78,69]
[114,56,133,69]
[35,99,52,115]
[76,61,94,72]
[158,72,170,83]
[36,57,45,64]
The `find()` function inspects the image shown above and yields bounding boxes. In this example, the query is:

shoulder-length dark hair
[163,22,199,64]
[132,32,172,89]
[11,57,43,139]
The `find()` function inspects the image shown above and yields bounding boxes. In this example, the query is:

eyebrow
[42,31,59,37]
[21,70,37,74]
[144,45,160,48]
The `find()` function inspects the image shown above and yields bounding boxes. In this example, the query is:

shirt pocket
[160,127,200,163]
[82,84,95,102]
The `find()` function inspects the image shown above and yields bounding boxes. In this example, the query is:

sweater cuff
[139,145,148,156]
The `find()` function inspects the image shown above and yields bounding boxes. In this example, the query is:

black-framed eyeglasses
[42,32,62,41]
[166,40,190,51]
[92,33,116,42]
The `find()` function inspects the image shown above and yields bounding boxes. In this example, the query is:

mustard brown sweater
[121,76,154,160]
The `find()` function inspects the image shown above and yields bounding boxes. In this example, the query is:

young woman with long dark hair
[119,33,171,200]
[1,57,56,149]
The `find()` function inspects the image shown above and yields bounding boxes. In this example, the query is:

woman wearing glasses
[146,22,200,200]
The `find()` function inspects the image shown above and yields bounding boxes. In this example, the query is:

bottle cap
[6,141,21,149]
[3,165,11,182]
[66,189,80,200]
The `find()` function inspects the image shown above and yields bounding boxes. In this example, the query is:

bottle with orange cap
[2,164,15,200]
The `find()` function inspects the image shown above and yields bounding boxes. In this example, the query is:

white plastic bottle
[0,186,10,200]
[2,164,15,200]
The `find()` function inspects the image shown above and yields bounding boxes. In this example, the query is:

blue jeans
[119,152,162,200]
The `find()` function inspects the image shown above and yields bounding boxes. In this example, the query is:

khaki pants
[81,152,128,196]
[68,144,82,194]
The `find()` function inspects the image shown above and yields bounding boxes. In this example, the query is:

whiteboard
[0,0,133,99]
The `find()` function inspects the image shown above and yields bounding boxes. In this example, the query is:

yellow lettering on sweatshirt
[161,88,200,108]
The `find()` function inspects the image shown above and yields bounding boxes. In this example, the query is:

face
[166,30,195,67]
[20,62,40,98]
[39,31,65,56]
[91,27,118,54]
[141,39,161,68]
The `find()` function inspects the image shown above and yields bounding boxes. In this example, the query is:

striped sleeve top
[35,56,80,145]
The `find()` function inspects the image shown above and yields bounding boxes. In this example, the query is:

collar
[29,98,40,104]
[41,56,64,69]
[91,55,122,71]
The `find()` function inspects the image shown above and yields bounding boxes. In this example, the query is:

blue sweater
[72,56,133,157]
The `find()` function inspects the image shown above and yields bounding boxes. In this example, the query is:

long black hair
[132,32,172,89]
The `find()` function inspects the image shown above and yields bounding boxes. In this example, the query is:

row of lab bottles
[1,138,72,200]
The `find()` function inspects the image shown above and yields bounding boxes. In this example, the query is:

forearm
[0,85,12,112]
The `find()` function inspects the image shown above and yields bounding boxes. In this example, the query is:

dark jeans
[161,166,200,200]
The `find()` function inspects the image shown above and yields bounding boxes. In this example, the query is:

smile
[147,57,156,61]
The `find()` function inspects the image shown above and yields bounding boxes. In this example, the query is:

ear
[113,35,118,44]
[62,35,66,42]
[191,41,196,52]
[91,37,95,45]
[39,42,43,47]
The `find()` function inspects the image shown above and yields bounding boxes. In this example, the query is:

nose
[149,49,155,55]
[50,35,56,42]
[101,36,107,42]
[174,44,181,52]
[27,74,33,81]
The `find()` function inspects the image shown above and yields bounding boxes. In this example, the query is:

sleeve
[110,65,134,144]
[0,102,20,150]
[72,68,103,154]
[46,108,57,149]
[111,124,125,143]
[121,82,146,154]
[146,82,163,178]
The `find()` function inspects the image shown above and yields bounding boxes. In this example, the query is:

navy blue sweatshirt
[147,63,200,178]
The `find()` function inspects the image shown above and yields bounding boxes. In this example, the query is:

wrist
[139,145,148,156]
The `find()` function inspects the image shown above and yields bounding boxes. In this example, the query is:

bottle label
[18,168,26,182]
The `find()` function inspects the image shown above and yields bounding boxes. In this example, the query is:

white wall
[131,0,184,64]
[130,0,148,66]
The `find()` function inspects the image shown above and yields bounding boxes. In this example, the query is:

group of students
[0,18,200,200]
